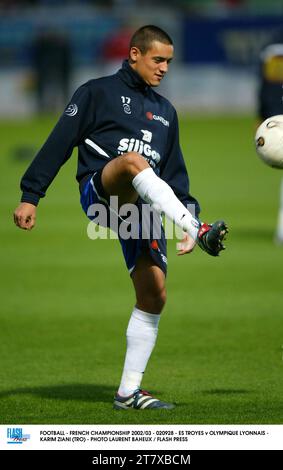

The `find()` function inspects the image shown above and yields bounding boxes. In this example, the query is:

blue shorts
[80,170,167,276]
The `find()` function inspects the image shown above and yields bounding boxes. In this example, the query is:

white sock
[132,167,200,240]
[118,307,160,397]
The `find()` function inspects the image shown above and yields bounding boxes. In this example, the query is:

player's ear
[129,46,141,64]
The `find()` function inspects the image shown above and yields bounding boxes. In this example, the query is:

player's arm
[160,110,201,215]
[160,111,228,256]
[14,83,94,230]
[160,110,200,255]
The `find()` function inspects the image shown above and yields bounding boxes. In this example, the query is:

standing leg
[114,253,174,409]
[118,253,166,397]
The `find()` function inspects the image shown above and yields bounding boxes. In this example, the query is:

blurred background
[0,0,283,116]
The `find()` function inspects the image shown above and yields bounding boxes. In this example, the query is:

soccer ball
[255,115,283,169]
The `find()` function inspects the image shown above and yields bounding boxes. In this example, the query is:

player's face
[130,41,174,87]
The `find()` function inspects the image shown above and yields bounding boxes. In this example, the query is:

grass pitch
[0,115,282,424]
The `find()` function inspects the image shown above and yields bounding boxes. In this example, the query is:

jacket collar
[117,60,149,92]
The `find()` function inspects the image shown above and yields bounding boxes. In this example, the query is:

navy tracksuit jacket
[20,60,200,216]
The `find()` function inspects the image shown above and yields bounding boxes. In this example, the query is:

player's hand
[176,232,196,256]
[13,202,37,230]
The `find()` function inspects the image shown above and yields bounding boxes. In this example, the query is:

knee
[121,152,149,177]
[137,287,167,314]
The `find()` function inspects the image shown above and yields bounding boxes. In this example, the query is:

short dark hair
[129,25,173,55]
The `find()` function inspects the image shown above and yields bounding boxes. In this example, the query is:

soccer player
[13,25,228,410]
[257,42,283,243]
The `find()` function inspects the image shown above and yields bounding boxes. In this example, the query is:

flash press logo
[7,427,30,444]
